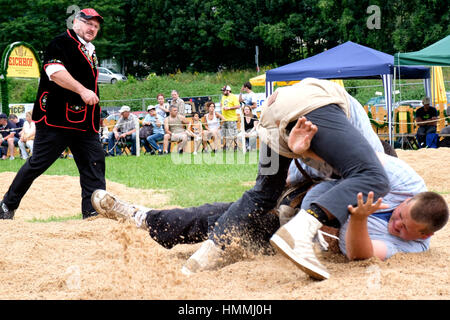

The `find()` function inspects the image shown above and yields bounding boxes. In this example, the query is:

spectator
[237,105,259,151]
[187,112,203,155]
[0,113,17,160]
[220,85,240,150]
[107,106,137,156]
[170,90,185,116]
[140,106,155,153]
[155,93,169,118]
[239,81,257,112]
[415,97,438,148]
[8,114,25,139]
[99,124,109,154]
[439,113,450,147]
[143,106,165,154]
[18,111,36,160]
[163,105,190,154]
[440,105,450,135]
[202,101,224,153]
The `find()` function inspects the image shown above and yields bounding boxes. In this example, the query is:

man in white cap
[107,106,138,156]
[0,8,106,219]
[415,97,438,148]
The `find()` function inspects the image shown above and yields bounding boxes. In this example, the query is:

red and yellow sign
[6,45,40,78]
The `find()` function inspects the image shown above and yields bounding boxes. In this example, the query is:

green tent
[394,35,450,66]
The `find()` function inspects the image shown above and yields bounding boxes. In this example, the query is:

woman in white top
[155,93,170,119]
[202,101,225,152]
[18,111,36,160]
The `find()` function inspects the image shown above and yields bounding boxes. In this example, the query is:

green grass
[27,214,82,223]
[0,151,259,209]
[104,151,259,207]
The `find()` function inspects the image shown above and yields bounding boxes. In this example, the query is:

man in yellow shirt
[220,85,240,150]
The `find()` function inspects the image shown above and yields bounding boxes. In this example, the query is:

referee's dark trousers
[3,123,106,215]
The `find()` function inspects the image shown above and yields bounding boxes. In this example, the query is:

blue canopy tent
[265,41,430,144]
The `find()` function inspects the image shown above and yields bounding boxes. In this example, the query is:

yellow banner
[249,74,344,88]
[6,45,40,78]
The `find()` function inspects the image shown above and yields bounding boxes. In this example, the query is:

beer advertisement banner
[6,45,40,78]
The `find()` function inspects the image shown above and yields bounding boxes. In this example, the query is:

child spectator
[187,112,203,155]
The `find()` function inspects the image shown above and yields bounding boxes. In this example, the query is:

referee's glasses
[79,18,100,31]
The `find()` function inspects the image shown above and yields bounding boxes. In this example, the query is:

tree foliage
[0,0,448,76]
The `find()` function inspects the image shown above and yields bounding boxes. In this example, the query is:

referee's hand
[80,89,99,105]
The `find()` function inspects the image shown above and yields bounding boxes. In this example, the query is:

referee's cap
[77,8,104,23]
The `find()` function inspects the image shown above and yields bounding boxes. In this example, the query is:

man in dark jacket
[0,8,106,220]
[0,113,17,160]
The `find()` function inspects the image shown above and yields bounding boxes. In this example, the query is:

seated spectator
[441,106,450,135]
[99,124,109,154]
[441,125,450,134]
[155,93,170,118]
[143,106,165,154]
[439,108,450,147]
[416,97,438,148]
[0,113,18,160]
[163,105,190,154]
[107,106,137,156]
[202,101,225,153]
[140,106,155,153]
[18,111,36,160]
[187,112,203,155]
[8,114,25,139]
[237,105,259,151]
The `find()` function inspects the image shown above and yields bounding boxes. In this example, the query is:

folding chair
[117,137,133,156]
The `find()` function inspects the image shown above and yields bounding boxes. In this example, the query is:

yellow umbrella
[431,66,447,106]
[249,74,267,86]
[431,66,447,130]
[330,79,344,87]
[249,73,344,87]
[249,73,300,86]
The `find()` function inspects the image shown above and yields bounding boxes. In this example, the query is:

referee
[0,9,106,219]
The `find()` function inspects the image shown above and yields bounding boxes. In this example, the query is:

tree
[1,0,448,76]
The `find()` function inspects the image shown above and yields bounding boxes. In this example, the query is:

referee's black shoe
[82,210,99,219]
[0,201,15,219]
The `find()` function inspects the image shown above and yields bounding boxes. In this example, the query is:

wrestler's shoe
[270,209,329,280]
[0,201,15,219]
[91,189,149,230]
[181,239,223,276]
